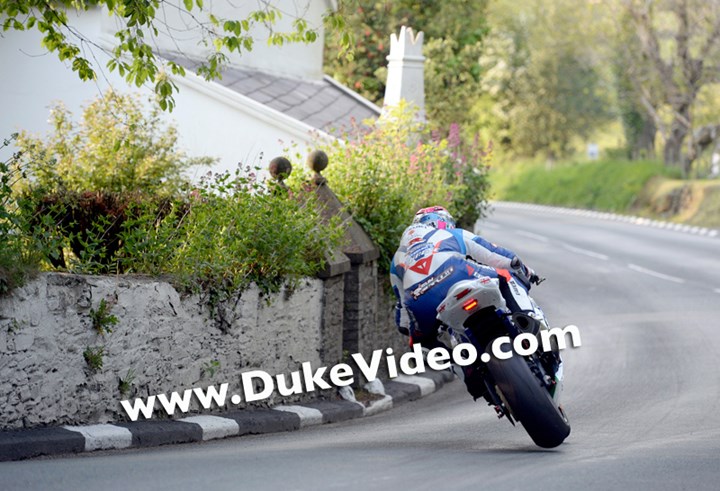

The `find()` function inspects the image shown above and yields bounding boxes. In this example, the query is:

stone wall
[0,168,412,430]
[342,264,408,382]
[318,274,346,366]
[0,273,326,429]
[366,277,408,361]
[342,261,376,357]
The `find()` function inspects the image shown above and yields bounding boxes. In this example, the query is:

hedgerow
[0,92,344,297]
[317,103,491,272]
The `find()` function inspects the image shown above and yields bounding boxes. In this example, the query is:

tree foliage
[324,0,489,131]
[478,0,613,159]
[1,0,352,111]
[618,0,720,173]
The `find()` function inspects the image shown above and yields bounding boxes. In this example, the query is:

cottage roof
[166,55,380,135]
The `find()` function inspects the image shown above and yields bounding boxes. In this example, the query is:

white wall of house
[0,4,326,176]
[0,9,112,146]
[119,0,333,81]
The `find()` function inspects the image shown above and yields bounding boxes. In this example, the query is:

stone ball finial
[307,150,328,185]
[307,150,328,173]
[269,156,292,183]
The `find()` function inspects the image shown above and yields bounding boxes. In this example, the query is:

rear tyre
[486,352,570,448]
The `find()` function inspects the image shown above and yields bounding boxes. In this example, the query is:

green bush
[0,135,44,294]
[3,90,345,298]
[317,104,491,272]
[20,167,344,296]
[15,91,213,195]
[145,168,346,296]
[21,189,161,273]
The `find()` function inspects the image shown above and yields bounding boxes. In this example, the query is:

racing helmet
[413,206,456,230]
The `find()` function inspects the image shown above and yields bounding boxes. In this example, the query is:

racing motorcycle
[434,270,571,448]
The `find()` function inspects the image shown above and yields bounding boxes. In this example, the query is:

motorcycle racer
[389,206,544,398]
[390,206,539,341]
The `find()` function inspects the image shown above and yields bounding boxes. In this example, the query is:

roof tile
[164,54,380,135]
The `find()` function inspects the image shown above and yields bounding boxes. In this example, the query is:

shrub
[20,167,344,296]
[162,168,345,296]
[6,90,211,278]
[15,90,213,195]
[317,103,491,272]
[23,189,179,274]
[4,90,345,299]
[0,135,43,294]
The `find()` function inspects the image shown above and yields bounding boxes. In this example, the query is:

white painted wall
[112,0,331,80]
[169,71,325,177]
[0,8,114,144]
[0,4,326,176]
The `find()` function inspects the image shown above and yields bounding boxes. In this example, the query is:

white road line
[628,264,685,284]
[562,244,609,260]
[492,201,720,238]
[515,230,550,242]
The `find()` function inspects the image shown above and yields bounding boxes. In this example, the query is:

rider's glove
[529,271,545,285]
[511,257,544,288]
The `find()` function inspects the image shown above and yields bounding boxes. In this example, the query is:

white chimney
[382,26,425,120]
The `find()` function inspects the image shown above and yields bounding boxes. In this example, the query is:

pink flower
[448,123,461,148]
[409,154,419,174]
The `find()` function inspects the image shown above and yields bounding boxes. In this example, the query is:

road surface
[3,203,720,490]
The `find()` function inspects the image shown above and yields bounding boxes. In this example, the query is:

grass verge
[490,159,680,212]
[490,158,720,228]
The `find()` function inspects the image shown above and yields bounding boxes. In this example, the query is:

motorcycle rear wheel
[486,352,570,448]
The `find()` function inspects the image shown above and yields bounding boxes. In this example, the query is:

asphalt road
[3,203,720,490]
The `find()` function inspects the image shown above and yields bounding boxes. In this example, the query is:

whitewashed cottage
[0,1,425,174]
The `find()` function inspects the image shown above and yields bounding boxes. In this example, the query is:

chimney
[382,26,425,121]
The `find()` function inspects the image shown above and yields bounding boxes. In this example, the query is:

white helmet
[412,206,456,230]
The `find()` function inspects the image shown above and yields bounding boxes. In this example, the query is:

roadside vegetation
[489,157,720,228]
[320,104,490,272]
[491,159,680,212]
[325,0,720,226]
[293,103,491,274]
[2,95,489,294]
[0,92,344,295]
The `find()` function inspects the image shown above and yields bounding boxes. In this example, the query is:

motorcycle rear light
[455,288,472,299]
[462,298,478,311]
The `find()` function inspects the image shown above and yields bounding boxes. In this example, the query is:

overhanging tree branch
[0,0,354,111]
